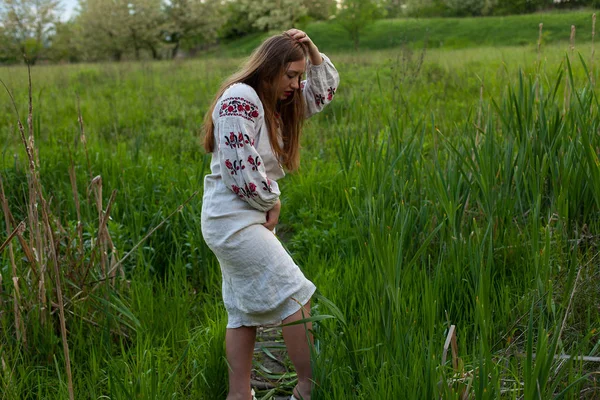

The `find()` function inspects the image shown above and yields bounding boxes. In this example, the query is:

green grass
[216,9,598,56]
[1,37,600,399]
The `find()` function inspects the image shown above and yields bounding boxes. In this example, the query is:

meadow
[1,10,600,399]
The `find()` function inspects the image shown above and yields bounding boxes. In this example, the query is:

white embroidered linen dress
[201,54,339,328]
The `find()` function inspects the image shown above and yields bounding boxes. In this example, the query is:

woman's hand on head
[263,199,281,231]
[285,28,323,66]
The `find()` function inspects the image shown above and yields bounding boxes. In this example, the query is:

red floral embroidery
[224,131,254,149]
[314,93,325,106]
[225,159,245,175]
[300,81,306,90]
[262,180,273,192]
[231,184,244,199]
[219,97,260,122]
[247,155,261,171]
[327,87,336,101]
[232,182,259,198]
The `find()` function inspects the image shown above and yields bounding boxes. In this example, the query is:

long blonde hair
[203,33,307,171]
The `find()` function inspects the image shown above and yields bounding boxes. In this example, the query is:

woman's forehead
[287,58,306,73]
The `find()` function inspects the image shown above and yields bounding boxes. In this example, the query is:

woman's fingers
[263,200,281,231]
[263,220,277,231]
[263,212,278,231]
[286,28,311,44]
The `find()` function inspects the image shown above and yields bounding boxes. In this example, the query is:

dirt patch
[251,326,295,400]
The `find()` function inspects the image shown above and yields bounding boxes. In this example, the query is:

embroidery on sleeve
[247,155,262,171]
[220,97,260,121]
[262,180,273,192]
[327,87,336,101]
[314,93,325,106]
[231,183,258,198]
[231,184,243,198]
[223,131,255,149]
[225,159,245,175]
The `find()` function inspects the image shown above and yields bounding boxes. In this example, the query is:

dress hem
[226,284,316,329]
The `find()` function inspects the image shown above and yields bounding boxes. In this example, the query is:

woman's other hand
[285,28,323,66]
[263,199,281,231]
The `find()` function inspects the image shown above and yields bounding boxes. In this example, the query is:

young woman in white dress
[201,28,339,400]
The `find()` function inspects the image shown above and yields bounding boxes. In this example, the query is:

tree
[77,0,130,61]
[337,0,384,50]
[219,0,258,39]
[492,0,547,15]
[78,0,167,61]
[125,0,167,60]
[246,0,308,31]
[165,0,226,58]
[0,25,20,63]
[304,0,337,20]
[444,0,486,16]
[382,0,408,18]
[0,0,61,64]
[404,0,448,17]
[47,20,80,62]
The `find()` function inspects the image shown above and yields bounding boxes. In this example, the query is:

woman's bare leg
[282,301,313,400]
[226,326,257,400]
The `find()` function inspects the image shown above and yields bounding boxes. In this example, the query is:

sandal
[251,388,257,400]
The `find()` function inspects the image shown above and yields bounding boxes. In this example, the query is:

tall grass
[1,38,600,399]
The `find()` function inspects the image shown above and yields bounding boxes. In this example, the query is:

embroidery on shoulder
[219,96,260,122]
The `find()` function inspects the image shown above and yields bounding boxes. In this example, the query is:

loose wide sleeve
[215,85,280,212]
[302,53,340,119]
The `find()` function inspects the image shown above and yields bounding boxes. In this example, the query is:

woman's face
[278,58,306,100]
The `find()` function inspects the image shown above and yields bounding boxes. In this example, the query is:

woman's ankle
[226,390,253,400]
[293,381,312,399]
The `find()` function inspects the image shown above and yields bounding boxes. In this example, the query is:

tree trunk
[148,42,160,60]
[130,28,140,60]
[171,40,180,59]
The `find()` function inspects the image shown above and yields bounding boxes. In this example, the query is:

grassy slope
[217,10,597,56]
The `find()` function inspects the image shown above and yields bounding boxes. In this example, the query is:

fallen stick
[517,353,600,363]
[442,325,458,369]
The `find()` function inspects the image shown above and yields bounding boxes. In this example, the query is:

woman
[201,28,339,400]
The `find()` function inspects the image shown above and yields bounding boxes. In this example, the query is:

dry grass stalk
[68,159,84,260]
[40,200,74,400]
[1,65,75,399]
[76,94,92,182]
[91,176,108,280]
[0,220,25,254]
[570,25,576,54]
[0,178,26,345]
[28,63,74,400]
